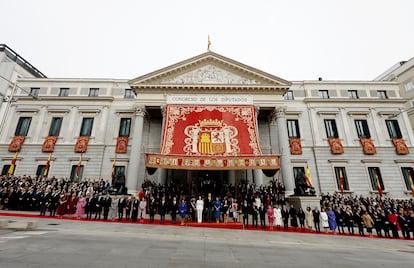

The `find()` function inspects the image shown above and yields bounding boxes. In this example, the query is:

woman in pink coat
[75,194,87,219]
[267,205,274,231]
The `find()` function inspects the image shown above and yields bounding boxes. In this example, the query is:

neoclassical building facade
[1,51,414,198]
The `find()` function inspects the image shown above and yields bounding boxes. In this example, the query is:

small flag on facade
[408,171,414,197]
[8,151,18,175]
[111,158,116,180]
[375,171,383,197]
[305,165,313,187]
[339,169,344,195]
[75,154,82,179]
[43,153,52,177]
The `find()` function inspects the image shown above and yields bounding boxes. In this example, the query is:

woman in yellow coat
[362,210,374,238]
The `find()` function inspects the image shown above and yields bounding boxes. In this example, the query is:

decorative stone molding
[160,65,260,85]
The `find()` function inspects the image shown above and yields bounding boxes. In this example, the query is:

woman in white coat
[304,206,314,232]
[273,204,283,230]
[196,195,204,223]
[320,207,329,233]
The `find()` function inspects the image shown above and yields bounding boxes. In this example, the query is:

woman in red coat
[67,193,78,217]
[56,192,68,218]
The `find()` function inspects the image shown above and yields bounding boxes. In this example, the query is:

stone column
[126,106,146,193]
[275,107,294,194]
[246,170,253,184]
[33,105,47,143]
[253,169,263,186]
[158,105,167,185]
[228,170,235,185]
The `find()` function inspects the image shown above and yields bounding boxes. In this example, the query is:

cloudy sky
[2,0,413,81]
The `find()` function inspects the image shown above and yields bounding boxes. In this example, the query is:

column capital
[160,105,166,118]
[275,106,286,118]
[134,105,146,117]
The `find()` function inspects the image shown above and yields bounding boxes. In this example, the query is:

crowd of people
[0,175,413,239]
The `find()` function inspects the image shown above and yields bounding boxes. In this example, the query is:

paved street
[0,215,413,268]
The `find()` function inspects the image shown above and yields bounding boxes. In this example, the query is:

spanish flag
[375,171,383,197]
[408,171,414,197]
[305,165,313,188]
[43,153,52,177]
[111,158,116,180]
[8,151,18,175]
[207,35,211,51]
[75,154,82,179]
[339,169,344,195]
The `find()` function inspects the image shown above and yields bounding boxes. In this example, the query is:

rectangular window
[48,117,63,136]
[368,167,385,192]
[404,81,413,91]
[70,165,84,181]
[324,119,338,138]
[355,119,371,138]
[15,117,32,136]
[287,119,300,138]
[80,118,94,137]
[59,88,69,97]
[1,165,11,176]
[348,90,359,99]
[124,89,135,99]
[401,167,414,191]
[377,90,388,99]
[119,118,131,137]
[88,88,99,97]
[284,90,294,100]
[30,88,39,98]
[334,167,349,191]
[385,119,402,139]
[36,165,46,177]
[319,90,329,99]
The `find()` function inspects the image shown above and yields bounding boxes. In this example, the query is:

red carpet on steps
[0,211,410,240]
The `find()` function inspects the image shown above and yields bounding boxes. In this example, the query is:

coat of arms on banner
[184,119,239,155]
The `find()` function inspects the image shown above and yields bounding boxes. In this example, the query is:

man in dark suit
[49,189,60,217]
[241,200,250,228]
[117,194,126,222]
[131,196,140,222]
[258,203,266,229]
[170,196,179,224]
[158,196,167,224]
[39,189,50,216]
[312,207,321,232]
[148,195,157,223]
[281,204,290,231]
[251,202,259,229]
[95,192,104,220]
[102,193,112,220]
[204,193,213,223]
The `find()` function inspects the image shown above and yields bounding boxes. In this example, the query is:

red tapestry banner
[115,137,129,154]
[360,138,376,155]
[146,154,280,170]
[328,138,344,154]
[8,136,25,152]
[42,136,58,153]
[161,105,262,156]
[289,138,302,155]
[74,136,89,153]
[392,138,409,155]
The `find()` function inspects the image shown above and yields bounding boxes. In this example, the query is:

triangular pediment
[129,51,291,88]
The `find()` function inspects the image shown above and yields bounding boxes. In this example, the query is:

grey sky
[2,0,413,81]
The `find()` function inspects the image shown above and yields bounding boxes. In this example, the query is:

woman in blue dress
[327,207,337,234]
[213,197,222,223]
[179,199,187,225]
